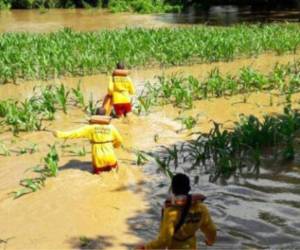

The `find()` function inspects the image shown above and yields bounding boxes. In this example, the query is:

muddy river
[0,54,300,249]
[0,7,300,33]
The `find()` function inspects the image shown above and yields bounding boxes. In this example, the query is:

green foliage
[86,94,98,115]
[0,24,300,83]
[0,0,103,9]
[0,0,11,9]
[0,84,93,134]
[55,84,70,114]
[151,106,300,182]
[178,115,197,130]
[136,60,300,113]
[12,144,59,199]
[136,150,148,165]
[109,0,181,13]
[71,82,85,108]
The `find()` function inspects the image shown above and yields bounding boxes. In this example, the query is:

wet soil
[1,54,300,249]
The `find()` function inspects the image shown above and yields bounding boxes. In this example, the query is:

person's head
[116,61,125,70]
[171,173,191,196]
[95,107,106,116]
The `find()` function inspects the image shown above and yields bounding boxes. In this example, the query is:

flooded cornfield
[0,6,300,250]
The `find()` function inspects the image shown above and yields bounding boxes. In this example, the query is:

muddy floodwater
[0,54,300,249]
[0,6,300,33]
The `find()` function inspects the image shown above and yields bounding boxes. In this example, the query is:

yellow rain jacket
[56,124,122,169]
[108,75,135,104]
[145,194,217,250]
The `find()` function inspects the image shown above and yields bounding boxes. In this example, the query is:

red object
[93,163,118,174]
[112,69,129,76]
[113,103,132,117]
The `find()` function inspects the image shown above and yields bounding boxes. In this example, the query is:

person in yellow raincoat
[103,62,135,117]
[53,108,122,174]
[137,173,217,249]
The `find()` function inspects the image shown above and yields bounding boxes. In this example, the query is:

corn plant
[1,24,300,83]
[177,116,198,130]
[85,94,98,115]
[71,82,85,108]
[149,106,300,182]
[55,84,70,114]
[137,60,300,113]
[12,144,59,199]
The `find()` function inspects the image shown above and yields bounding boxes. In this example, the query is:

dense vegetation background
[0,0,299,12]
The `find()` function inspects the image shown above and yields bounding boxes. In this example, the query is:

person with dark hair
[102,61,135,118]
[137,173,217,249]
[53,108,122,174]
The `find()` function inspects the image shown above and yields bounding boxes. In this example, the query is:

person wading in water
[102,62,135,118]
[53,108,122,174]
[137,173,217,249]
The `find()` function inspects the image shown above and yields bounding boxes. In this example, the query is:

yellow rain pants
[56,124,122,169]
[145,197,217,249]
[108,75,135,104]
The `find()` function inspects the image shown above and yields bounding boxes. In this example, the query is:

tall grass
[1,24,300,83]
[148,106,300,182]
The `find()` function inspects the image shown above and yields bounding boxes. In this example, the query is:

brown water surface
[0,9,180,33]
[1,54,300,249]
[0,6,300,33]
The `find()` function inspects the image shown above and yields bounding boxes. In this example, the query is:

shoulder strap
[174,194,192,233]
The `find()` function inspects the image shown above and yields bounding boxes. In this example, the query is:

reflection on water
[0,6,300,33]
[130,155,300,248]
[158,5,300,26]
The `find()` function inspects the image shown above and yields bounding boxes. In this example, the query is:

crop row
[140,105,300,182]
[0,83,98,134]
[1,24,300,83]
[136,60,300,113]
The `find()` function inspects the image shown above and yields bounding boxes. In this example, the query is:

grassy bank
[1,24,300,83]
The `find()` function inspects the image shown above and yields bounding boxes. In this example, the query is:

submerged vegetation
[12,144,59,198]
[1,24,300,83]
[146,106,300,182]
[136,60,300,113]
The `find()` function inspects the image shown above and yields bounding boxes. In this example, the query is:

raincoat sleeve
[145,208,177,249]
[111,126,123,148]
[56,126,93,140]
[199,204,217,245]
[128,77,135,95]
[108,76,114,95]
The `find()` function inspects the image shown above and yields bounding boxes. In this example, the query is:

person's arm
[108,76,114,95]
[54,126,92,140]
[144,208,177,249]
[111,126,123,148]
[199,204,217,246]
[128,77,135,95]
